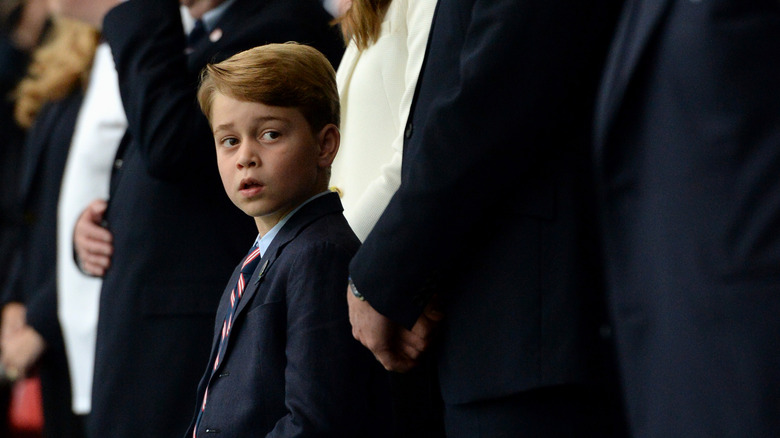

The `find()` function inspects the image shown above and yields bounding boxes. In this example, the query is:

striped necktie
[193,244,262,437]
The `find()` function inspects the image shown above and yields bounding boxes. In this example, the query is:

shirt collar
[199,0,237,32]
[253,191,332,257]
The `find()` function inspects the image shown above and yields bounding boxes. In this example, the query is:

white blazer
[331,0,437,241]
[56,43,126,414]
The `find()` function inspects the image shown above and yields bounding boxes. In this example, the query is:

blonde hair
[14,17,100,128]
[198,43,339,133]
[337,0,391,51]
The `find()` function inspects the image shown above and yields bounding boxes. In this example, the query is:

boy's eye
[221,137,239,147]
[261,131,280,141]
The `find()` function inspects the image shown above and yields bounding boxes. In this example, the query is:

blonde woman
[0,15,99,438]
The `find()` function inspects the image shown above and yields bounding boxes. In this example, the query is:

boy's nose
[237,145,259,168]
[238,158,257,168]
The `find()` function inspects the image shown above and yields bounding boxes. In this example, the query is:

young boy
[185,43,391,437]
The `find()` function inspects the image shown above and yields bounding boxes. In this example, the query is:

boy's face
[210,92,338,234]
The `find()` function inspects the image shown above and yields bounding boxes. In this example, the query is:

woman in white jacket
[332,0,441,436]
[331,0,436,242]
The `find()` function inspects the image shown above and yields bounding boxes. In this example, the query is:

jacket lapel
[209,193,343,375]
[232,192,345,320]
[207,264,242,355]
[207,252,267,376]
[595,0,672,152]
[336,44,361,101]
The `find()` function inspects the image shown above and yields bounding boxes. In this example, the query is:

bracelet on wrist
[348,277,365,301]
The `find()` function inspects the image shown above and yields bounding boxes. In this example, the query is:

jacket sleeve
[349,0,616,328]
[101,0,214,181]
[267,242,382,437]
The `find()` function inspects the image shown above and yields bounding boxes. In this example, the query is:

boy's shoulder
[274,192,360,261]
[263,194,358,303]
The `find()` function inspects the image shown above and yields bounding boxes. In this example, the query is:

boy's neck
[254,189,330,236]
[255,213,288,237]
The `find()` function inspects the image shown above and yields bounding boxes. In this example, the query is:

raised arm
[101,0,215,180]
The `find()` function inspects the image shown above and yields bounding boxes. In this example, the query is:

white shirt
[56,42,127,414]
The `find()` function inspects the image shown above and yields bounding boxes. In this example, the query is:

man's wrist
[348,277,365,301]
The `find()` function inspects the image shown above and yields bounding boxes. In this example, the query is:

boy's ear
[316,124,340,168]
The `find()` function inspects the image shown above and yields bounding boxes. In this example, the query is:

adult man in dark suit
[69,0,343,436]
[595,1,780,437]
[347,0,625,436]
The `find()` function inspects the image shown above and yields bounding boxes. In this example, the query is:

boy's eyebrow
[213,116,287,133]
[213,122,235,133]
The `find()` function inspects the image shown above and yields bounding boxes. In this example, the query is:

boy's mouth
[240,177,262,189]
[239,178,263,195]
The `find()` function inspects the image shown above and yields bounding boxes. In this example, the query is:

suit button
[404,122,413,139]
[113,158,123,170]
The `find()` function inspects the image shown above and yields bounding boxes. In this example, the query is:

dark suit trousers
[445,384,627,438]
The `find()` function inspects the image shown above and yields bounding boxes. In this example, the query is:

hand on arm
[347,289,442,372]
[73,199,114,277]
[1,302,26,345]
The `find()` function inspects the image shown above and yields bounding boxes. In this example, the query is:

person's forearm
[102,0,214,181]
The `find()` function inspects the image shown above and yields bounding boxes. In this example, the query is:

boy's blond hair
[198,42,339,132]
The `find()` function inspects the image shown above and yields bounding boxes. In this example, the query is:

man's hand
[410,295,443,349]
[52,0,122,30]
[0,303,45,379]
[1,303,26,345]
[347,289,443,372]
[74,199,114,277]
[0,325,46,378]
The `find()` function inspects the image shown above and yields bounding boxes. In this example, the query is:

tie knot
[187,19,207,48]
[241,245,261,275]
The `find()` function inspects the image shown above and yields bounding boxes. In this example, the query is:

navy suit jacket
[0,35,28,296]
[350,0,622,408]
[595,1,780,436]
[186,193,391,437]
[1,91,82,438]
[90,1,344,437]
